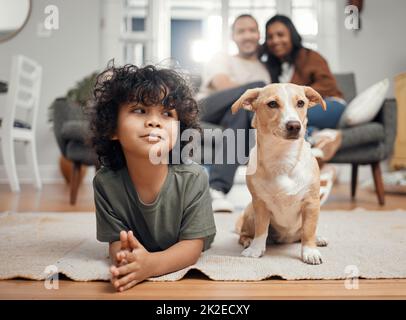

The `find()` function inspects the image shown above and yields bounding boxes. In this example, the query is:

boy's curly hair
[89,63,201,170]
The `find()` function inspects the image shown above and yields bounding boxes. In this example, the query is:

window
[121,0,321,69]
[291,0,319,50]
[121,0,222,69]
[170,0,221,70]
[122,0,148,65]
[131,17,145,32]
[171,19,203,69]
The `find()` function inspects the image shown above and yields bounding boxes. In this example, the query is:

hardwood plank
[1,181,405,213]
[1,277,406,300]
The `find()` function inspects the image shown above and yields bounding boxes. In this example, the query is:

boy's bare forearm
[148,239,204,277]
[109,238,204,278]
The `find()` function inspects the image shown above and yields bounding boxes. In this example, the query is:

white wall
[336,0,406,97]
[0,0,102,183]
[100,0,123,67]
[317,0,340,72]
[333,0,406,183]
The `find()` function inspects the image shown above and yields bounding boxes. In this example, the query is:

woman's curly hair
[89,63,201,170]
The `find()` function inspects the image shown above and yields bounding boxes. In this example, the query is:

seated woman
[261,14,346,163]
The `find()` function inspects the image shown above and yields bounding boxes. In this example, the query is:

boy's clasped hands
[110,230,154,292]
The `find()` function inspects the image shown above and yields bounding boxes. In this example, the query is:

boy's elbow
[189,239,204,264]
[190,252,201,265]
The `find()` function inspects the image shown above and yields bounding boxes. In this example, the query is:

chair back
[4,55,42,133]
[334,73,357,103]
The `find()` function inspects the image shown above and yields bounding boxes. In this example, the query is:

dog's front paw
[302,246,323,265]
[239,235,252,248]
[316,236,329,247]
[241,246,265,258]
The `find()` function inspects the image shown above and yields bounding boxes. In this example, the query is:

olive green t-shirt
[93,163,216,252]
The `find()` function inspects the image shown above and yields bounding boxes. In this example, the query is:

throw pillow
[340,78,389,126]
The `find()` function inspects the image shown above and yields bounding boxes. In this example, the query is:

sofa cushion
[339,78,389,127]
[334,73,357,103]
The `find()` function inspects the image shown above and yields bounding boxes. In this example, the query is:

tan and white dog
[232,83,328,265]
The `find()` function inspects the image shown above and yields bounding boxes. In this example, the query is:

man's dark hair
[89,63,201,170]
[231,14,258,32]
[260,14,303,82]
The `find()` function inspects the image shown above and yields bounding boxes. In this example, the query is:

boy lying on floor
[90,64,216,292]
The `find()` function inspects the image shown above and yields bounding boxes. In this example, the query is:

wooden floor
[1,182,406,300]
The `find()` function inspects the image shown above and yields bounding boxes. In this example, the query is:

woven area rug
[0,210,406,282]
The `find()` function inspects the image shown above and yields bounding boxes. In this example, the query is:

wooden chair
[0,55,42,192]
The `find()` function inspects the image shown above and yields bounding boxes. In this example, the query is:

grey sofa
[52,97,99,204]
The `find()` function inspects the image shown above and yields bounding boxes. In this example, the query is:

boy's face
[112,102,179,161]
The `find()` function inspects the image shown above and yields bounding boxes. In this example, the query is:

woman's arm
[308,51,343,99]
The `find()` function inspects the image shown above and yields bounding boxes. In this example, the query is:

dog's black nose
[286,121,301,135]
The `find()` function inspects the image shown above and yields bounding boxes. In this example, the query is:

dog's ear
[304,86,327,110]
[231,88,261,114]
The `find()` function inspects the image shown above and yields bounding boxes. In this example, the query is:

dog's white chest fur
[249,140,315,242]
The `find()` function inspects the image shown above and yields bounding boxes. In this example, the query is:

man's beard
[238,42,258,59]
[238,49,258,59]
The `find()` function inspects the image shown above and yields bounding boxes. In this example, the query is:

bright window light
[191,39,210,63]
[292,8,318,36]
[228,41,238,56]
[191,15,222,63]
